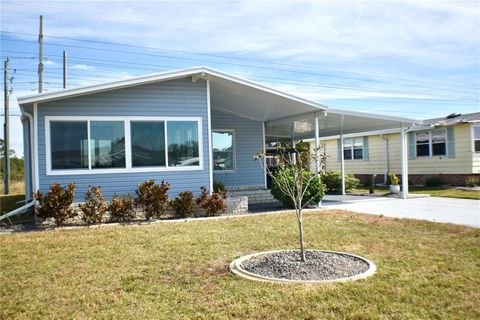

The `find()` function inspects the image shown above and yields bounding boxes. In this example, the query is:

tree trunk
[297,209,306,262]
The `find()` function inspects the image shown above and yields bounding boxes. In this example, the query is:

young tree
[255,146,325,262]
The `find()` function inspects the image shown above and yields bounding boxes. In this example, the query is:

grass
[1,210,479,319]
[353,186,480,200]
[0,180,25,195]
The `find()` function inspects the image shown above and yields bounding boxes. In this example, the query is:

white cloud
[71,64,95,71]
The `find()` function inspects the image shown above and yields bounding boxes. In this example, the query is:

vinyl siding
[212,109,264,188]
[313,123,475,175]
[472,124,480,174]
[36,78,211,200]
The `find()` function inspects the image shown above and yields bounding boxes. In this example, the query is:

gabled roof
[16,66,327,111]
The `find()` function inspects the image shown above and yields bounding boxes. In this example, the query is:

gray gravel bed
[240,250,370,281]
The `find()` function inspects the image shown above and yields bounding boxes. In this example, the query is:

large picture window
[131,121,166,167]
[46,117,202,175]
[416,129,447,157]
[213,130,234,171]
[167,121,199,167]
[50,121,88,170]
[90,121,125,169]
[343,138,363,160]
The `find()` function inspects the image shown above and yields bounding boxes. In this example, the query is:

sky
[1,0,479,157]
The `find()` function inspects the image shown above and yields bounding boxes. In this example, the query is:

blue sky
[1,0,479,156]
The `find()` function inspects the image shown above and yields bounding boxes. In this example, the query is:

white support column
[340,114,345,195]
[314,112,320,174]
[262,121,267,190]
[206,80,213,194]
[401,126,409,199]
[291,123,296,164]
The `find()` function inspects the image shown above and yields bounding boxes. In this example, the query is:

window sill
[46,165,204,176]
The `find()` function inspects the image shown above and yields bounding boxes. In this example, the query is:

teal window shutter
[363,136,369,160]
[447,126,455,158]
[408,132,416,160]
[337,139,341,162]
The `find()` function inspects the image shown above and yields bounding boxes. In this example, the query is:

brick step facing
[228,189,278,204]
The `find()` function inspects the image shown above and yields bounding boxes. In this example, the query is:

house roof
[18,66,419,133]
[422,112,480,127]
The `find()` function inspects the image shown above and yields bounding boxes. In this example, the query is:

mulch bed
[240,250,370,281]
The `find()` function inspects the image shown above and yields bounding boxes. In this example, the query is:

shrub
[465,176,479,187]
[322,170,360,194]
[425,175,445,187]
[79,186,107,225]
[135,179,170,220]
[33,183,77,226]
[271,167,325,208]
[108,193,136,222]
[213,181,226,193]
[388,173,400,185]
[196,186,227,216]
[170,191,195,218]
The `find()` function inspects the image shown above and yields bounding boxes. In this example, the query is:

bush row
[33,179,228,226]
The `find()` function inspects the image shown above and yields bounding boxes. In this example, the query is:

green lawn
[1,210,479,319]
[353,186,480,200]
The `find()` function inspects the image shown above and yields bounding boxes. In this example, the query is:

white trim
[212,129,236,173]
[33,103,39,191]
[401,127,409,199]
[341,137,364,161]
[44,116,204,176]
[17,66,329,113]
[304,128,401,142]
[19,106,36,197]
[206,79,214,193]
[472,124,480,153]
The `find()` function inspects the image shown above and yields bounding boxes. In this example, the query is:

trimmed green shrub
[425,175,445,187]
[465,176,479,187]
[322,170,360,194]
[213,181,226,193]
[79,186,107,225]
[135,179,170,220]
[33,183,77,226]
[108,193,136,222]
[170,191,195,218]
[196,186,227,216]
[270,168,325,208]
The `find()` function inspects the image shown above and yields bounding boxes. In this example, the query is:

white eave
[16,66,328,112]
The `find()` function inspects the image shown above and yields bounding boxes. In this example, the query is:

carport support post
[340,114,346,195]
[401,126,409,199]
[314,112,321,207]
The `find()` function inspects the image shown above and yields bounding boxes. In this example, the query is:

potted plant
[388,173,400,193]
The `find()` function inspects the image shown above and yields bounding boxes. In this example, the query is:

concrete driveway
[324,196,480,228]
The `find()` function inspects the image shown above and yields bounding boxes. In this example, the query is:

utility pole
[3,58,10,194]
[38,15,43,93]
[63,50,67,89]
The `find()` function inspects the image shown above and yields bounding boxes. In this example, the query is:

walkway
[324,196,480,228]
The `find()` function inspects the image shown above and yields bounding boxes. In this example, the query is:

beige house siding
[310,123,476,176]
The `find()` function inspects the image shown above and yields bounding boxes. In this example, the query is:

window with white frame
[343,138,363,160]
[46,117,202,174]
[473,125,480,153]
[212,130,235,171]
[416,129,447,157]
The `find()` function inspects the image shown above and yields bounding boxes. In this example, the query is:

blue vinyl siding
[36,78,210,200]
[212,109,264,188]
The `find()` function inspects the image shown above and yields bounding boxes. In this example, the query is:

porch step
[228,189,278,204]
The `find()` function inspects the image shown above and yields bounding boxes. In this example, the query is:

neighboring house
[17,66,417,202]
[307,112,480,185]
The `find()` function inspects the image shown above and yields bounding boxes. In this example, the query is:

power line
[2,35,478,96]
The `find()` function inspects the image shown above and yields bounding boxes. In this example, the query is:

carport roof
[17,66,420,133]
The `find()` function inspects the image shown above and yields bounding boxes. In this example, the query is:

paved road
[324,196,480,228]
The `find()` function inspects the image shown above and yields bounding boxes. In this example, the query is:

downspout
[381,134,390,184]
[20,105,35,198]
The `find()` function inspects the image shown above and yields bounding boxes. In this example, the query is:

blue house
[17,67,417,202]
